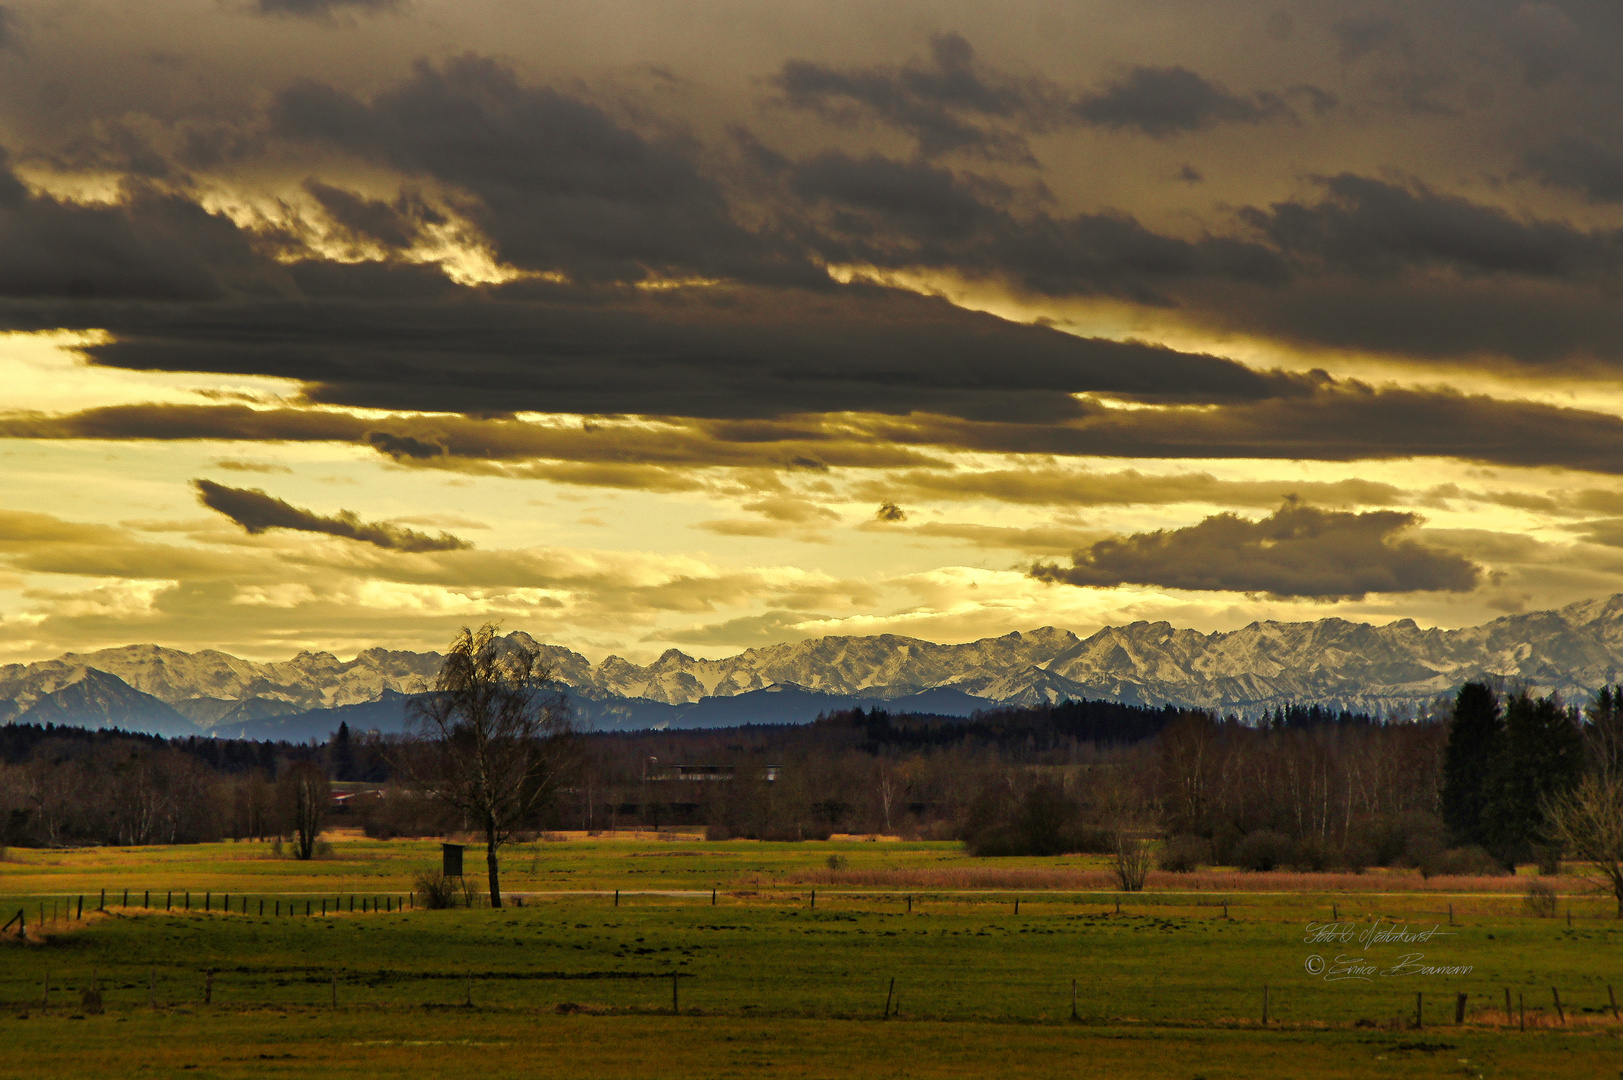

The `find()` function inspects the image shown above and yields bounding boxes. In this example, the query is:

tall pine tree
[1482,692,1585,868]
[1440,682,1502,847]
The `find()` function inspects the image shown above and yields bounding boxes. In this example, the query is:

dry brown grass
[786,866,1550,893]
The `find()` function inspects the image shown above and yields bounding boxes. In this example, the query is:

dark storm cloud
[1071,66,1288,137]
[1031,500,1479,598]
[255,0,405,17]
[193,478,469,551]
[270,55,814,286]
[774,33,1057,161]
[1522,137,1623,204]
[0,149,279,301]
[865,382,1623,474]
[1330,15,1410,64]
[775,37,1323,154]
[791,151,1288,302]
[1242,173,1623,280]
[16,376,1623,481]
[302,179,442,249]
[7,278,1305,422]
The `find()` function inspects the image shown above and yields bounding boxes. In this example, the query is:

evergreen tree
[1482,692,1585,867]
[330,721,356,782]
[1439,682,1501,846]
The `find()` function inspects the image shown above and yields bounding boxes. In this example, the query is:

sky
[5,0,1623,664]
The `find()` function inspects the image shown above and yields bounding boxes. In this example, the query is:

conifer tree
[1439,682,1501,846]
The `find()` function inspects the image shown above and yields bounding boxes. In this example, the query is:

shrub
[1524,879,1558,917]
[414,870,460,909]
[1112,834,1152,891]
[826,853,848,871]
[269,836,283,857]
[312,840,335,860]
[1415,844,1506,878]
[1157,834,1208,873]
[1232,829,1293,872]
[961,781,1114,857]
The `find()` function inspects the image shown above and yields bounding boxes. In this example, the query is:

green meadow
[3,835,1621,1077]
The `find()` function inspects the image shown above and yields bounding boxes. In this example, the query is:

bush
[1413,844,1505,878]
[826,853,848,870]
[312,839,335,860]
[961,781,1114,857]
[1232,829,1293,872]
[1112,834,1152,891]
[269,836,283,858]
[1524,879,1559,917]
[1157,834,1208,873]
[414,870,460,909]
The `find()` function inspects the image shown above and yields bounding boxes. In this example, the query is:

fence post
[78,895,83,920]
[672,971,679,1013]
[1609,984,1619,1020]
[144,890,149,909]
[1455,992,1467,1024]
[1261,984,1268,1026]
[712,889,717,906]
[1519,992,1525,1032]
[1505,987,1512,1027]
[204,970,214,1006]
[884,977,895,1019]
[614,890,619,907]
[1552,987,1565,1024]
[1415,991,1423,1030]
[1071,978,1078,1020]
[205,892,210,913]
[811,889,815,909]
[121,890,127,909]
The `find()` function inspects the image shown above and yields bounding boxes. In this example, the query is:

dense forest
[0,685,1612,875]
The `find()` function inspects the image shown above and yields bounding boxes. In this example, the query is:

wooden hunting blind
[441,843,464,878]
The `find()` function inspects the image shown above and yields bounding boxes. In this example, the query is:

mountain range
[8,593,1623,739]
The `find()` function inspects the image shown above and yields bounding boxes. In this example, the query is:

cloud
[1523,137,1623,204]
[1031,500,1480,599]
[193,478,470,551]
[270,55,809,286]
[17,280,1304,422]
[774,33,1057,161]
[662,609,827,648]
[1241,173,1623,281]
[255,0,405,17]
[1072,66,1289,137]
[858,467,1406,510]
[790,151,1288,302]
[302,178,442,249]
[0,148,280,302]
[1331,16,1410,64]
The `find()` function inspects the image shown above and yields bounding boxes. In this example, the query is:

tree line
[5,663,1621,898]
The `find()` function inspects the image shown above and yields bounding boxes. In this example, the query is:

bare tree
[1544,771,1623,916]
[276,760,331,861]
[403,625,574,908]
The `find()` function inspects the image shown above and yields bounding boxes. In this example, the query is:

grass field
[3,833,1621,1077]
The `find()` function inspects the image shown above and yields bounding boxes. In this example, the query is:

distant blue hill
[209,682,995,741]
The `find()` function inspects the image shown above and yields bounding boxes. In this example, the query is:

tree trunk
[486,824,502,909]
